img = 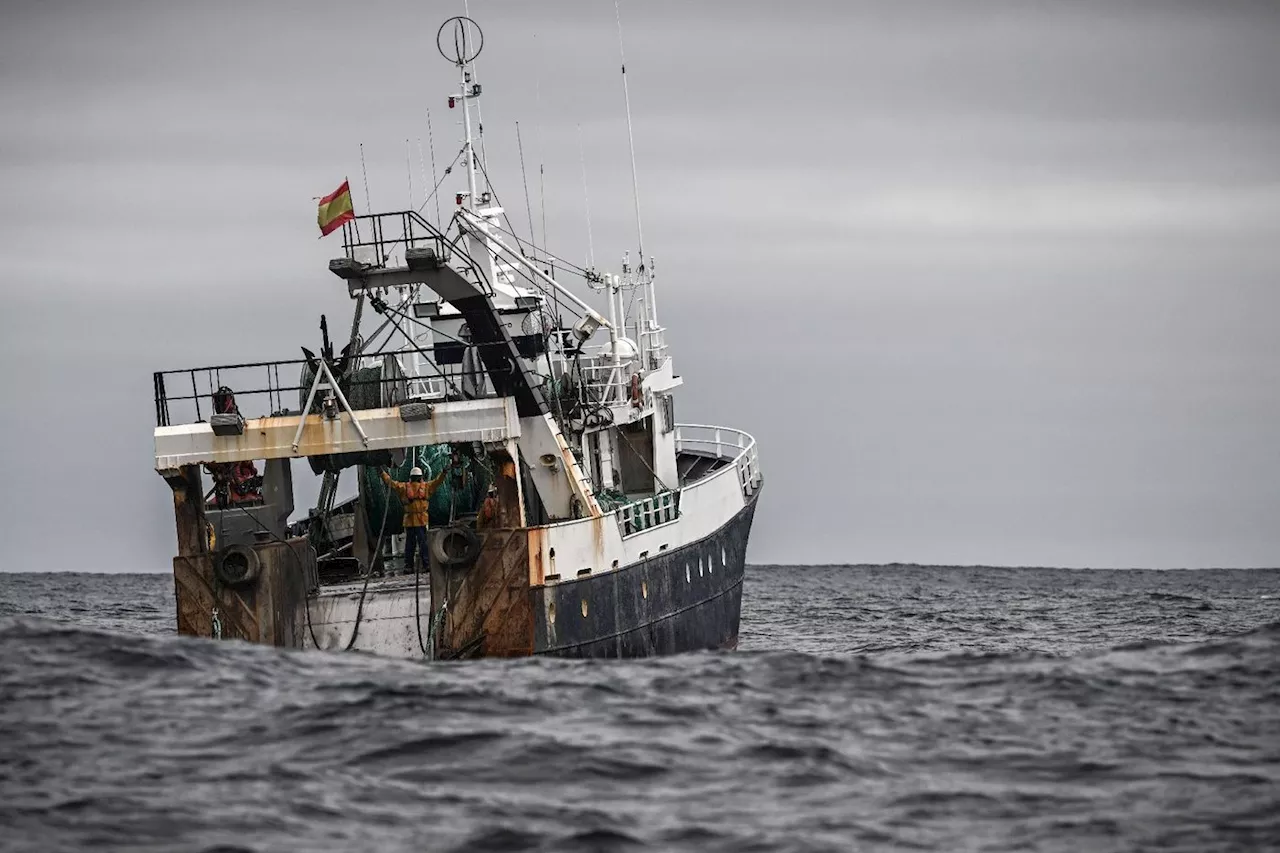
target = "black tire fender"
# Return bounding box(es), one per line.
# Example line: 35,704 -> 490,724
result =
214,544 -> 261,588
431,525 -> 482,567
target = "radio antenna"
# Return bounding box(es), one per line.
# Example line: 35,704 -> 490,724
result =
533,32 -> 550,273
426,110 -> 442,228
517,120 -> 537,257
405,138 -> 414,210
615,0 -> 645,266
578,124 -> 596,270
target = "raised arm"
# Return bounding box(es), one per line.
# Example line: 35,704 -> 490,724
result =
380,469 -> 408,498
425,468 -> 448,497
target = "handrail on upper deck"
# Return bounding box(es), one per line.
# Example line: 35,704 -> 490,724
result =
675,424 -> 762,498
674,424 -> 755,462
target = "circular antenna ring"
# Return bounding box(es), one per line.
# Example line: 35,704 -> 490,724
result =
437,16 -> 484,66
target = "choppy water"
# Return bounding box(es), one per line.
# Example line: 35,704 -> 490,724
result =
1,566 -> 1278,853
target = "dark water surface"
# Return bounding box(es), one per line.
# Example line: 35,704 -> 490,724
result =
1,567 -> 1277,852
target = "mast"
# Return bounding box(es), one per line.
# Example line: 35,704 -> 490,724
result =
442,16 -> 500,297
462,0 -> 489,194
614,0 -> 661,367
458,46 -> 479,214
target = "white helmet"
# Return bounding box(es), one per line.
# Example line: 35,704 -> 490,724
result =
409,467 -> 423,477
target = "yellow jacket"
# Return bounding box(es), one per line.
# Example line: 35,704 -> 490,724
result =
380,469 -> 447,528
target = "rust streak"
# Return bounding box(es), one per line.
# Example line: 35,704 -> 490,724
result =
527,527 -> 546,586
590,515 -> 606,572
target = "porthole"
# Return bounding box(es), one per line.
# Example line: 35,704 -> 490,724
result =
581,598 -> 589,618
685,564 -> 691,584
612,559 -> 619,570
698,557 -> 704,577
641,580 -> 648,599
548,600 -> 557,624
721,546 -> 727,566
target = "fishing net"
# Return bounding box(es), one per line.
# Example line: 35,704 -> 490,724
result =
296,361 -> 491,533
359,445 -> 493,536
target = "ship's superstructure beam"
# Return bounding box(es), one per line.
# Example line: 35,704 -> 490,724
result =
154,397 -> 520,473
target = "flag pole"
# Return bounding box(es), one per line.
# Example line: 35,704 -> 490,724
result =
347,173 -> 363,246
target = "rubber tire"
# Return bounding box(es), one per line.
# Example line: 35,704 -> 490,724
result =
214,544 -> 261,588
430,525 -> 482,568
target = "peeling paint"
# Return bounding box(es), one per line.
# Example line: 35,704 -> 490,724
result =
527,527 -> 547,586
155,399 -> 521,469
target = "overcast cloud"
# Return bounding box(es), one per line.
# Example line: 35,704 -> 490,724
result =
1,0 -> 1278,570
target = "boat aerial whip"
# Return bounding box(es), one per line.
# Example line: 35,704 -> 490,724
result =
615,0 -> 645,268
405,138 -> 414,211
578,123 -> 596,271
426,110 -> 442,229
415,136 -> 430,221
516,120 -> 538,257
532,31 -> 551,276
358,142 -> 372,225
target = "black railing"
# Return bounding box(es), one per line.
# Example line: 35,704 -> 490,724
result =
150,343 -> 537,428
154,358 -> 310,427
339,208 -> 497,295
340,210 -> 449,267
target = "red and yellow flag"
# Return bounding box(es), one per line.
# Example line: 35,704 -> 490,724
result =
317,180 -> 355,236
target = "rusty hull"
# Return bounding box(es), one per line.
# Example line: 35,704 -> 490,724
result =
174,540 -> 316,646
166,463 -> 317,648
432,529 -> 534,658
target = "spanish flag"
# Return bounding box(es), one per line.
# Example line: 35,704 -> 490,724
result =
317,180 -> 355,237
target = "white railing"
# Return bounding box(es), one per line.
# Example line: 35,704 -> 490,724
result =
577,350 -> 630,406
617,490 -> 680,537
674,424 -> 762,498
406,376 -> 448,400
640,326 -> 668,371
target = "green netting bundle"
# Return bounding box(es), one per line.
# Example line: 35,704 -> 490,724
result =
359,445 -> 493,535
595,488 -> 630,511
298,364 -> 384,413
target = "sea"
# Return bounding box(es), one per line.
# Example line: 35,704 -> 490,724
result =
1,566 -> 1277,853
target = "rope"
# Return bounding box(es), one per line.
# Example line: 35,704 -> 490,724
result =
362,147 -> 465,265
468,197 -> 595,280
371,299 -> 466,399
414,552 -> 429,657
343,474 -> 393,651
230,504 -> 323,652
617,425 -> 673,493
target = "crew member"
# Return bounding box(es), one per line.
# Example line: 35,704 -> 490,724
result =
476,484 -> 499,529
380,464 -> 449,571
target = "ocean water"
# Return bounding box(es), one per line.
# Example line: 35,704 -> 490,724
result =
1,566 -> 1277,853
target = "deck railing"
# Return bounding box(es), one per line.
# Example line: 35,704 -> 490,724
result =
338,210 -> 449,269
152,351 -> 446,427
674,424 -> 762,499
611,426 -> 759,538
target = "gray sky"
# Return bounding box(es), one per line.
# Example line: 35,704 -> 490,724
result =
2,0 -> 1278,571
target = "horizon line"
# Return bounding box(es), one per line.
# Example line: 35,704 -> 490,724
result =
1,563 -> 1277,576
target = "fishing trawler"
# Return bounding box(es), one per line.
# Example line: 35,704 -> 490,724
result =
151,17 -> 761,659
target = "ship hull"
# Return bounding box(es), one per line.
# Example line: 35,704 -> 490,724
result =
532,496 -> 757,657
301,426 -> 763,660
